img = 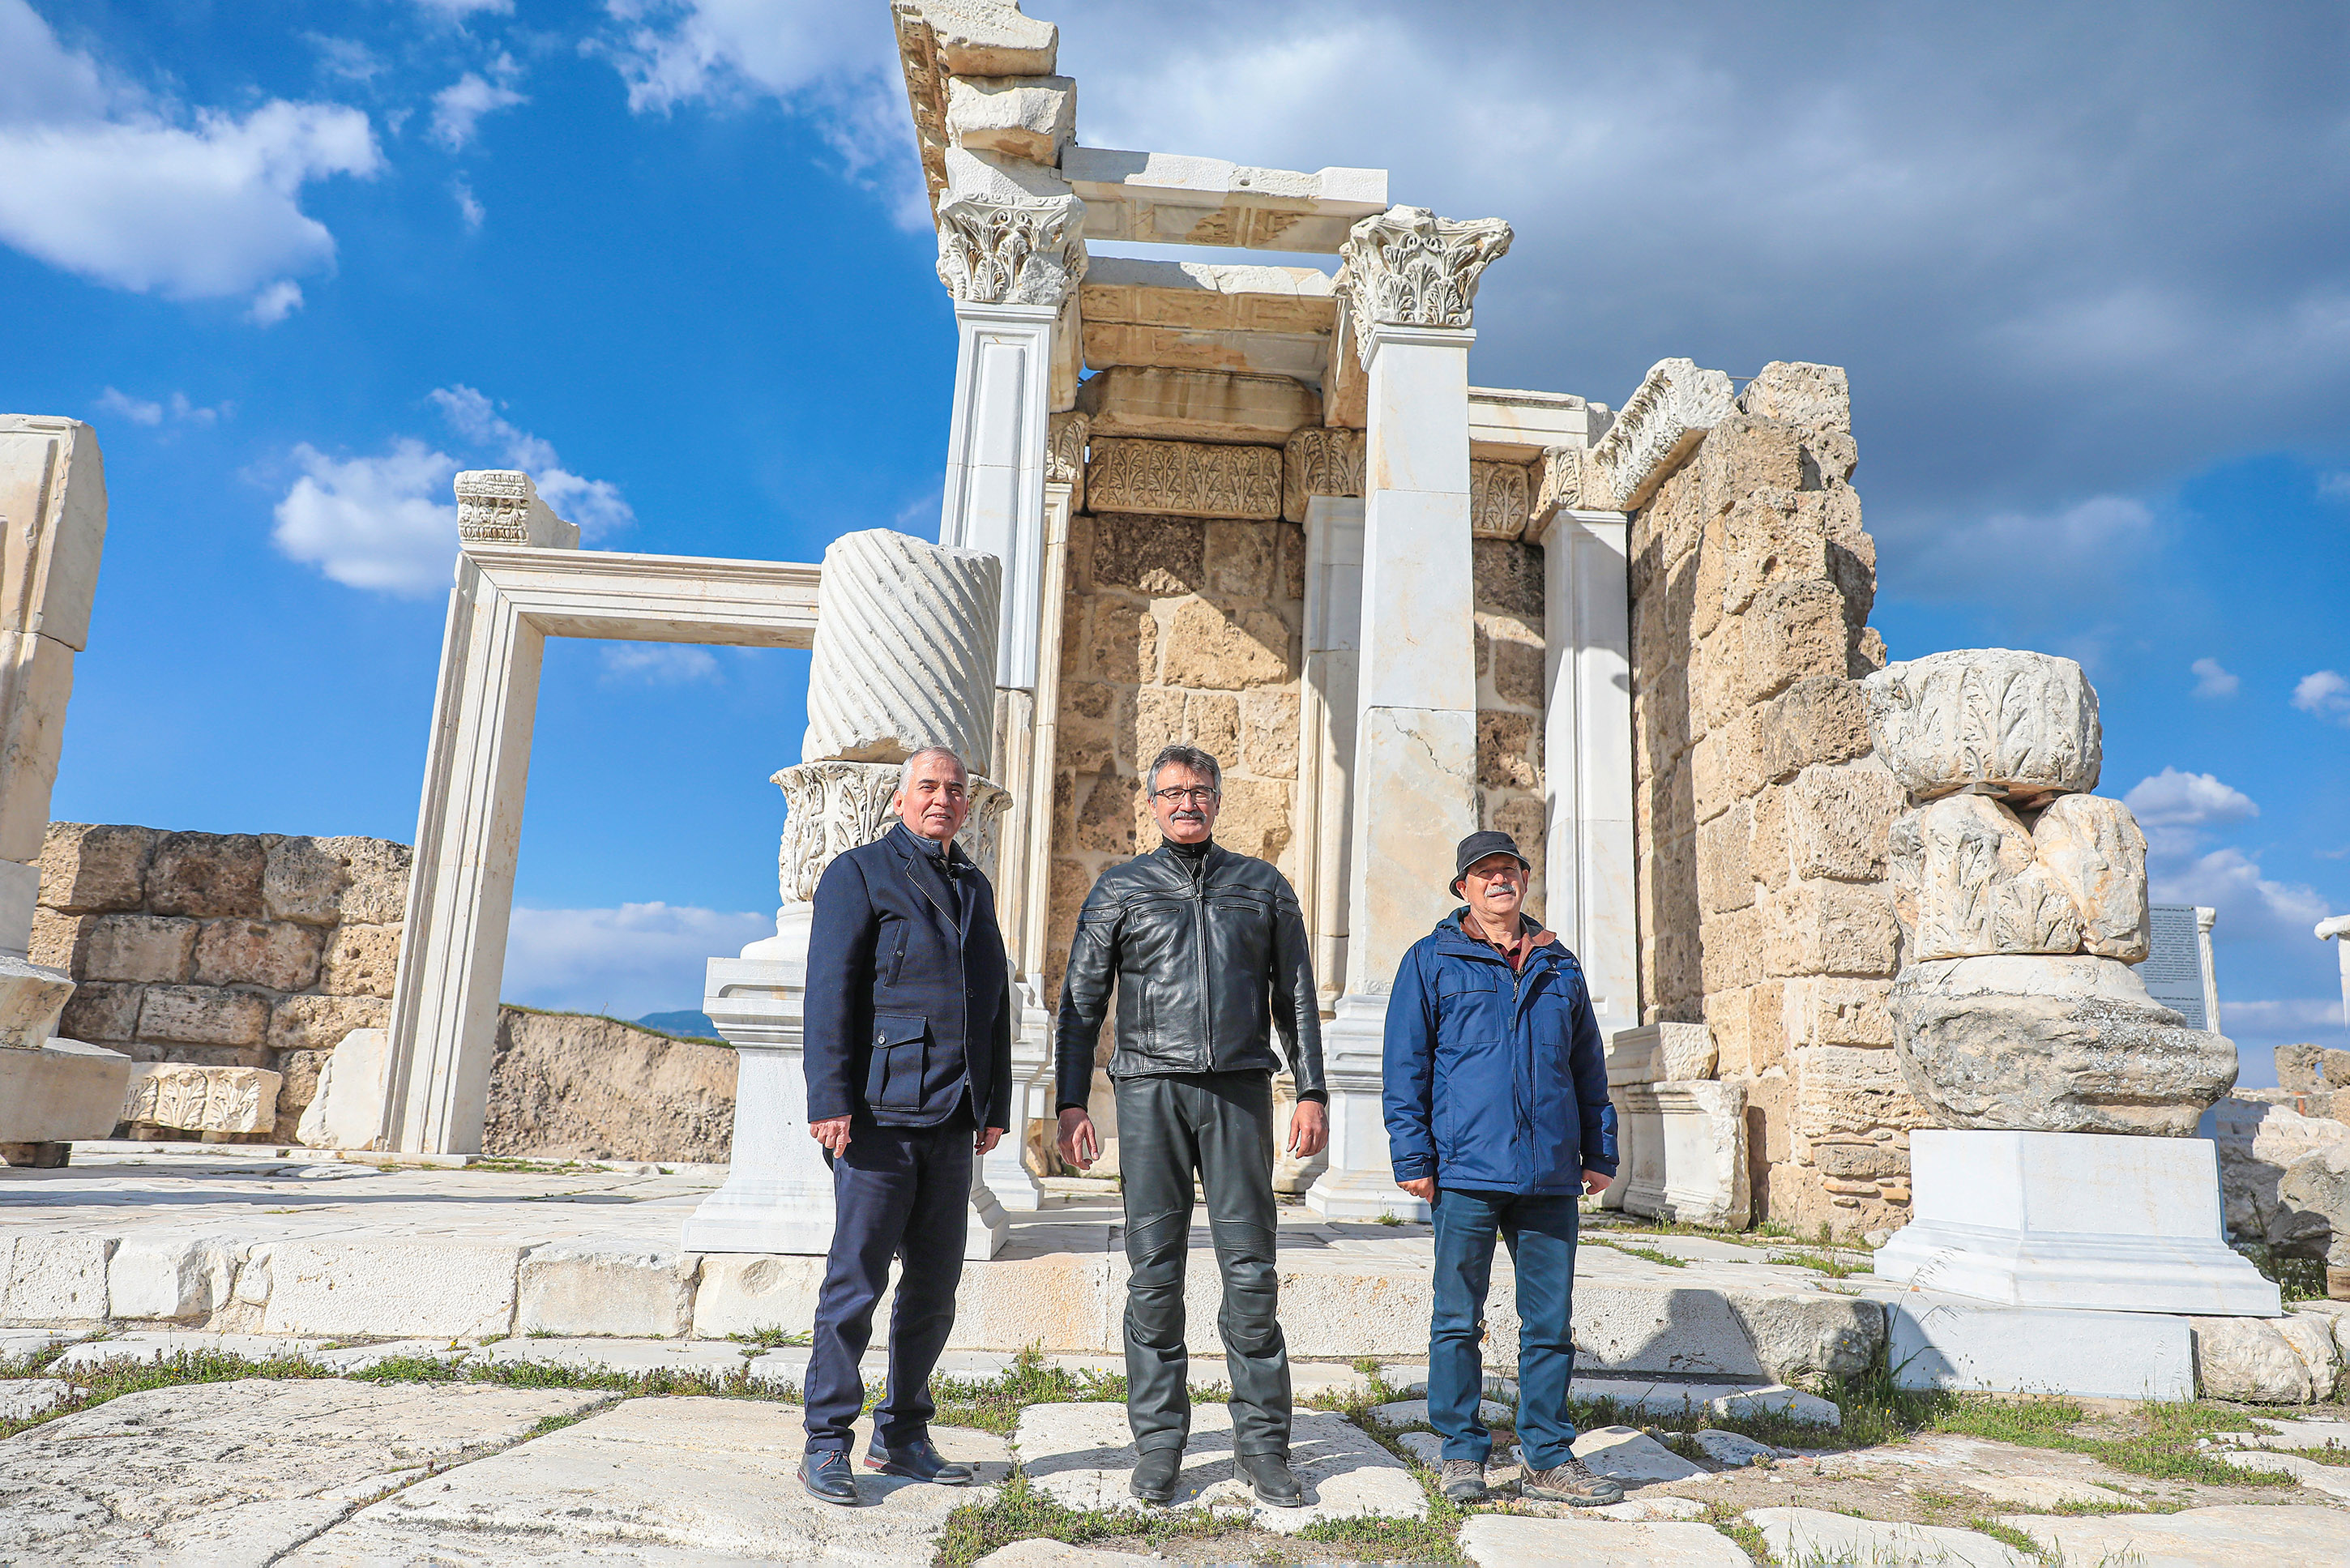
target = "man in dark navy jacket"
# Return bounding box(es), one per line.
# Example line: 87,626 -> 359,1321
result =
1383,830 -> 1621,1509
797,745 -> 1011,1506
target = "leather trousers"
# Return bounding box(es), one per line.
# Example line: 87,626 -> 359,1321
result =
1114,1069 -> 1291,1456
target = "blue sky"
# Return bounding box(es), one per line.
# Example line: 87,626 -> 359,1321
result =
2,0 -> 2344,1075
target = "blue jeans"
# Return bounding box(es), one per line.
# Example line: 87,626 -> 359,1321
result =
1429,1187 -> 1581,1471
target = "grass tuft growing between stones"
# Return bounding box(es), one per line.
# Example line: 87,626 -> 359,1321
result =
1763,1246 -> 1869,1280
932,1472 -> 1240,1566
1705,1499 -> 1772,1560
931,1345 -> 1126,1435
726,1327 -> 811,1349
1603,1241 -> 1689,1268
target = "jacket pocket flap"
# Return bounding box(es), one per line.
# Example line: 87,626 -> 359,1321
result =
872,1012 -> 929,1047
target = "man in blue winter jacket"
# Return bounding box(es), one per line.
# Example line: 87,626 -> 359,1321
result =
1383,829 -> 1622,1506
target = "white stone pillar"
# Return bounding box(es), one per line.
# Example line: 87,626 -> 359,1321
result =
1306,208 -> 1511,1220
382,473 -> 579,1154
1534,504 -> 1639,1041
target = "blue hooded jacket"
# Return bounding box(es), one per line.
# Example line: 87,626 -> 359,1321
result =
1382,910 -> 1617,1194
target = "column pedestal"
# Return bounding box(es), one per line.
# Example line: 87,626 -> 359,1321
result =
984,985 -> 1059,1211
1873,1128 -> 2280,1315
680,943 -> 835,1256
1303,994 -> 1422,1220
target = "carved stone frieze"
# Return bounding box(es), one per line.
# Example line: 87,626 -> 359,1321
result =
122,1062 -> 279,1134
1587,357 -> 1735,512
936,193 -> 1087,308
1335,206 -> 1512,357
1048,412 -> 1089,511
774,759 -> 1011,904
1469,459 -> 1532,540
1865,648 -> 2103,800
454,470 -> 579,549
1085,437 -> 1282,520
1281,426 -> 1363,522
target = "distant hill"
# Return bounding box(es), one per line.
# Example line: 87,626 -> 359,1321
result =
635,1009 -> 724,1042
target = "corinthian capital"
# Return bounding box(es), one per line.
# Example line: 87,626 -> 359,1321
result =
1336,206 -> 1512,351
935,192 -> 1087,308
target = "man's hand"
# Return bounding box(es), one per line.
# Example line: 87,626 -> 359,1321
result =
1583,1169 -> 1612,1196
810,1116 -> 852,1156
976,1126 -> 1004,1156
1398,1176 -> 1436,1203
1288,1099 -> 1329,1160
1057,1107 -> 1099,1170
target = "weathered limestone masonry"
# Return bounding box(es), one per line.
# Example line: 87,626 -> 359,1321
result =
1619,361 -> 1915,1238
34,824 -> 410,1141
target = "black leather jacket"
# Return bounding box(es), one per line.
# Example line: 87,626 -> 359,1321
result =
1054,841 -> 1327,1110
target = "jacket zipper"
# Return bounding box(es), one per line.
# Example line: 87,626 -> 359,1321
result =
1191,869 -> 1212,1070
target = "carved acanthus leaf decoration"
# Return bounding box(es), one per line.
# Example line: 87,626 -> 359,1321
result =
1469,459 -> 1532,540
1281,427 -> 1363,523
1336,206 -> 1512,359
1048,412 -> 1089,511
1085,438 -> 1282,521
936,193 -> 1087,307
775,760 -> 1011,904
1587,358 -> 1736,513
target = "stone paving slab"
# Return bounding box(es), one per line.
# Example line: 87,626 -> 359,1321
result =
2002,1505 -> 2350,1566
1570,1425 -> 1707,1486
1749,1505 -> 2035,1566
2235,1415 -> 2350,1450
1011,1399 -> 1423,1535
1368,1396 -> 1511,1428
483,1336 -> 755,1378
2212,1446 -> 2350,1500
0,1328 -> 74,1361
0,1376 -> 605,1564
973,1543 -> 1164,1568
313,1339 -> 477,1373
285,1396 -> 1006,1566
1459,1514 -> 1751,1566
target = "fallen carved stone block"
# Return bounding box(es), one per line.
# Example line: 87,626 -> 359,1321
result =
1865,647 -> 2102,799
121,1062 -> 280,1134
1889,955 -> 2236,1134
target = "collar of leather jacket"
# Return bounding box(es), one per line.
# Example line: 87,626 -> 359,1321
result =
1141,839 -> 1235,885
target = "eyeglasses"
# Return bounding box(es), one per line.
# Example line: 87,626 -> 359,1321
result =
1152,786 -> 1220,805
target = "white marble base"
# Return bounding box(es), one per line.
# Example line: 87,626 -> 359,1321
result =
983,990 -> 1059,1213
1616,1079 -> 1749,1230
0,1036 -> 131,1143
967,1162 -> 1008,1259
1873,1129 -> 2281,1316
1305,993 -> 1425,1220
1886,1298 -> 2196,1399
681,948 -> 835,1257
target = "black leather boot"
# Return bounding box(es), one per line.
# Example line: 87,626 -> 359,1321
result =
1130,1446 -> 1183,1504
1237,1451 -> 1306,1507
798,1447 -> 859,1506
865,1435 -> 973,1485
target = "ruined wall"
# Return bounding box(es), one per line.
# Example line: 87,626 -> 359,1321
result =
1627,362 -> 1920,1236
1045,483 -> 1305,1015
1472,530 -> 1549,906
32,824 -> 409,1141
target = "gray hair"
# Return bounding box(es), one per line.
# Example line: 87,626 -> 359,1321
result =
1146,744 -> 1222,797
898,746 -> 969,792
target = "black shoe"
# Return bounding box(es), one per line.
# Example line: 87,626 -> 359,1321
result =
1130,1446 -> 1182,1504
799,1447 -> 858,1506
864,1435 -> 973,1485
1237,1451 -> 1307,1508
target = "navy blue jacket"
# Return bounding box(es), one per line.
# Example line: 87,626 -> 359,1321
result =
1383,911 -> 1617,1194
803,823 -> 1013,1130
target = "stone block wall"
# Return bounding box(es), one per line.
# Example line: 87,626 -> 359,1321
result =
1473,535 -> 1548,903
32,824 -> 410,1141
1626,362 -> 1921,1237
1045,503 -> 1305,1018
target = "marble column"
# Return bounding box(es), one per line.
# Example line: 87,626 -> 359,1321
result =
932,159 -> 1084,1220
1533,503 -> 1639,1043
1305,208 -> 1511,1220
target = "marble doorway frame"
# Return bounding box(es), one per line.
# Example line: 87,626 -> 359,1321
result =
382,540 -> 822,1155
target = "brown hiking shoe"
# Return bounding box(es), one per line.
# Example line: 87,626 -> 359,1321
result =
1438,1459 -> 1487,1502
1521,1458 -> 1624,1505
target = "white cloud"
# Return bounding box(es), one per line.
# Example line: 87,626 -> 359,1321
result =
95,387 -> 161,426
2125,768 -> 2258,830
2319,472 -> 2350,502
96,387 -> 224,427
2190,657 -> 2239,699
1902,494 -> 2156,602
2293,669 -> 2350,725
2225,998 -> 2348,1037
502,902 -> 771,1019
305,35 -> 382,84
416,0 -> 512,15
429,58 -> 528,151
453,177 -> 485,232
247,279 -> 303,325
600,645 -> 719,684
274,389 -> 633,593
2151,846 -> 2333,945
428,385 -> 634,537
0,1 -> 378,314
271,438 -> 462,595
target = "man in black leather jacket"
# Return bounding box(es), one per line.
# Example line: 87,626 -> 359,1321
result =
1055,744 -> 1329,1508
